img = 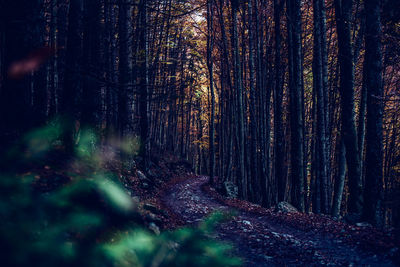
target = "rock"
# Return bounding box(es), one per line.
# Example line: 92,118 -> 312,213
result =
141,182 -> 150,189
122,157 -> 136,172
389,247 -> 399,257
128,176 -> 137,184
143,203 -> 158,213
146,213 -> 163,224
190,196 -> 200,201
149,222 -> 160,235
159,209 -> 169,217
263,255 -> 274,261
332,215 -> 342,221
137,170 -> 149,181
356,222 -> 372,228
275,202 -> 298,213
168,241 -> 179,250
223,181 -> 238,199
147,169 -> 157,179
344,213 -> 362,224
129,160 -> 136,171
143,203 -> 168,217
242,220 -> 252,226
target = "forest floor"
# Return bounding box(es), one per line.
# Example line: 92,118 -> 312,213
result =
161,175 -> 399,266
24,148 -> 399,266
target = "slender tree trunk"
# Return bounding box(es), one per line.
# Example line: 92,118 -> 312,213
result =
332,136 -> 346,218
248,0 -> 259,202
0,0 -> 45,150
287,0 -> 305,212
138,0 -> 150,170
363,0 -> 384,226
207,0 -> 216,185
118,0 -> 134,137
274,0 -> 286,203
82,0 -> 102,128
105,0 -> 119,137
334,0 -> 363,216
231,0 -> 246,199
62,0 -> 84,154
313,0 -> 329,214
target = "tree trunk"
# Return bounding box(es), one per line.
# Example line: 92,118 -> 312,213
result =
138,0 -> 150,170
313,0 -> 329,214
274,0 -> 286,203
207,0 -> 216,185
105,0 -> 119,137
82,0 -> 102,128
332,136 -> 346,218
0,0 -> 45,149
62,0 -> 84,154
231,0 -> 246,199
248,0 -> 259,202
287,0 -> 305,212
334,0 -> 363,216
363,0 -> 384,226
118,0 -> 134,136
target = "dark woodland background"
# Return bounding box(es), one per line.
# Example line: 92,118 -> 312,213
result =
0,0 -> 400,264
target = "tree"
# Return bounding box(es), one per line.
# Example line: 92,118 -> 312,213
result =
82,0 -> 103,128
274,0 -> 286,203
287,0 -> 305,212
363,0 -> 384,226
231,0 -> 247,199
118,0 -> 134,137
248,0 -> 259,201
334,0 -> 363,216
62,0 -> 84,154
207,0 -> 216,185
138,0 -> 151,170
313,0 -> 329,214
105,0 -> 119,136
0,0 -> 45,150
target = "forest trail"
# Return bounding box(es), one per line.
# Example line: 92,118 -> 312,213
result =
162,176 -> 395,266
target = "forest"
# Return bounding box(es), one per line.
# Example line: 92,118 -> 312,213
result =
1,0 -> 400,266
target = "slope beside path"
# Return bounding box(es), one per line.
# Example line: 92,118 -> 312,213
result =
162,176 -> 398,266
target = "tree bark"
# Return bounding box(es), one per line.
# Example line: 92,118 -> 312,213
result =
274,0 -> 286,203
231,0 -> 246,199
118,0 -> 134,136
313,0 -> 329,214
332,136 -> 346,218
334,0 -> 363,215
363,0 -> 384,226
248,0 -> 259,202
62,0 -> 84,154
207,0 -> 216,185
138,0 -> 150,170
287,0 -> 305,212
82,0 -> 103,128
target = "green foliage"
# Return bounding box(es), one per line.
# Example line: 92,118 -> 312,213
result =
23,121 -> 62,157
75,128 -> 97,159
0,123 -> 241,267
119,135 -> 141,157
103,212 -> 240,267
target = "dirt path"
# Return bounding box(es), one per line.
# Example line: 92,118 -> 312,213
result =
162,176 -> 396,266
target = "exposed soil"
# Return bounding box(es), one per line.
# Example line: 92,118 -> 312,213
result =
162,175 -> 399,266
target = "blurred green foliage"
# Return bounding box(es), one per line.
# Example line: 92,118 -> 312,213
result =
0,122 -> 241,267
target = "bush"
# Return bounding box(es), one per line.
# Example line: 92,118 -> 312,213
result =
0,123 -> 241,267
